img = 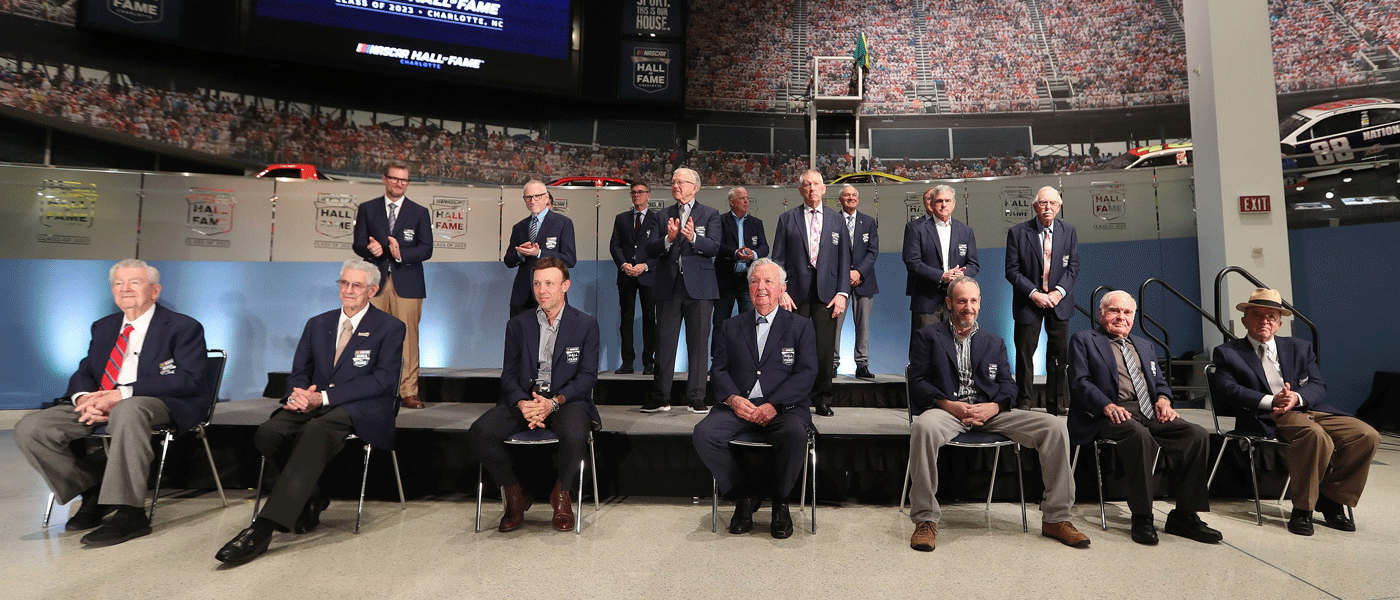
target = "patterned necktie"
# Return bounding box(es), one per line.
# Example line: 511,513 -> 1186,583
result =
1041,227 -> 1052,292
388,202 -> 398,232
334,320 -> 354,366
756,315 -> 770,356
846,214 -> 856,248
1115,338 -> 1155,419
809,208 -> 821,267
101,324 -> 135,390
633,211 -> 642,236
528,214 -> 540,242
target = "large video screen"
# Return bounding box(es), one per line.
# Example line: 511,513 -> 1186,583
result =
249,0 -> 577,93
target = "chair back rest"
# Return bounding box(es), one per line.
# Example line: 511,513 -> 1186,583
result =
198,349 -> 228,425
903,363 -> 913,424
1202,363 -> 1232,433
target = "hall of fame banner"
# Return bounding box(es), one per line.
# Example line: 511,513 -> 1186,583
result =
0,166 -> 141,260
271,179 -> 367,262
139,174 -> 275,261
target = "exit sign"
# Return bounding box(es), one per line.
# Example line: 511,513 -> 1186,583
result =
1239,195 -> 1271,213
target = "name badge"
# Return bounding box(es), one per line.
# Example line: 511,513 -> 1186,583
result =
403,229 -> 415,241
988,363 -> 998,378
565,346 -> 580,364
862,232 -> 870,243
750,235 -> 759,245
1149,361 -> 1158,377
1061,255 -> 1070,267
830,231 -> 840,245
695,226 -> 707,236
958,243 -> 967,257
781,347 -> 795,366
352,349 -> 371,368
357,331 -> 369,336
545,236 -> 558,249
1300,376 -> 1309,385
159,359 -> 176,375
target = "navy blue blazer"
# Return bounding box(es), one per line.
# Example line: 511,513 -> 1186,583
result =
644,200 -> 723,301
284,304 -> 405,449
499,304 -> 602,427
1068,329 -> 1172,446
66,305 -> 208,434
770,204 -> 852,304
1210,336 -> 1338,437
353,196 -> 434,299
504,210 -> 577,306
845,210 -> 880,297
908,324 -> 1017,416
711,308 -> 817,417
1004,217 -> 1079,322
715,212 -> 769,286
608,208 -> 658,287
903,216 -> 978,312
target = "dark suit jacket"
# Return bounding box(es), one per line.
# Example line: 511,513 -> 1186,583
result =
903,216 -> 978,312
66,305 -> 208,434
284,304 -> 405,449
644,200 -> 723,301
1068,329 -> 1171,446
908,323 -> 1016,416
499,305 -> 602,426
608,208 -> 658,287
352,196 -> 434,299
711,308 -> 817,418
1004,217 -> 1079,322
770,204 -> 852,304
715,212 -> 769,288
1210,336 -> 1338,437
504,210 -> 577,306
845,210 -> 880,297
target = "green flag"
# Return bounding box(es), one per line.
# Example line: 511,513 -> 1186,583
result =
853,32 -> 870,71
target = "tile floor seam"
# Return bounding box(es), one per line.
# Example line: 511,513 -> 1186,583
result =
1219,540 -> 1344,600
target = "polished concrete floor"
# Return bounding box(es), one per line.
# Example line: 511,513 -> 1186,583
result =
2,430 -> 1398,600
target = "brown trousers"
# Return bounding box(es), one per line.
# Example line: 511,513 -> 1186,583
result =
1274,410 -> 1380,510
371,273 -> 423,398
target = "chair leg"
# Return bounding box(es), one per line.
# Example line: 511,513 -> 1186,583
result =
391,450 -> 406,508
1093,442 -> 1108,530
355,444 -> 371,534
197,425 -> 228,507
985,445 -> 1002,512
251,456 -> 265,527
711,478 -> 718,534
474,464 -> 484,533
42,492 -> 56,528
575,459 -> 584,534
1207,441 -> 1229,489
809,439 -> 817,534
1279,475 -> 1290,505
899,461 -> 911,513
1150,447 -> 1161,476
1247,444 -> 1263,526
148,431 -> 173,521
589,437 -> 600,513
1014,445 -> 1028,533
1071,445 -> 1081,475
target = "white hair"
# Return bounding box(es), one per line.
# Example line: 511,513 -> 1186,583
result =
109,258 -> 159,285
748,258 -> 787,286
1098,290 -> 1135,313
341,259 -> 381,287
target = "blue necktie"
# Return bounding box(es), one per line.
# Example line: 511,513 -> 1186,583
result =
529,214 -> 540,242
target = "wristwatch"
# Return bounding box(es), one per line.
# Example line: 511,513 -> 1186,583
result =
550,395 -> 564,412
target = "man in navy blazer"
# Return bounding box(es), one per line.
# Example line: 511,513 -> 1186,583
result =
1069,291 -> 1220,546
469,257 -> 601,533
642,167 -> 722,414
1210,288 -> 1378,536
905,277 -> 1086,551
217,259 -> 405,564
771,169 -> 850,416
17,259 -> 207,547
504,179 -> 577,317
834,185 -> 879,379
713,186 -> 769,343
904,185 -> 978,333
353,163 -> 433,408
1005,186 -> 1078,410
608,182 -> 659,375
694,259 -> 817,539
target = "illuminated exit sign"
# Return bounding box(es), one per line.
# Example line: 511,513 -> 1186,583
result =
1239,195 -> 1271,213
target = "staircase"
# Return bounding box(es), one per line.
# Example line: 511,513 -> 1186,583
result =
788,0 -> 811,98
911,0 -> 939,112
1024,0 -> 1071,109
1154,0 -> 1186,44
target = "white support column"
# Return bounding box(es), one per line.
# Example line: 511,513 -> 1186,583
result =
1184,0 -> 1294,346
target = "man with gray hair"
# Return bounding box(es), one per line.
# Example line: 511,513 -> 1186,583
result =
834,184 -> 879,379
16,259 -> 208,546
505,179 -> 577,317
714,186 -> 769,340
217,259 -> 405,564
904,184 -> 978,334
1005,186 -> 1077,412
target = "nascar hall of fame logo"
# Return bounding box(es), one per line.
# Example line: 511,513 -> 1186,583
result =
551,197 -> 570,216
314,193 -> 359,249
647,199 -> 665,211
38,179 -> 98,245
1091,182 -> 1128,230
186,188 -> 234,237
631,47 -> 671,93
108,0 -> 164,24
431,196 -> 468,249
1001,185 -> 1034,223
905,192 -> 925,222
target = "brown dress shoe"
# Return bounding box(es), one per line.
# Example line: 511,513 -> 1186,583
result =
550,483 -> 575,532
910,521 -> 936,551
499,484 -> 532,532
1042,520 -> 1091,548
400,395 -> 425,409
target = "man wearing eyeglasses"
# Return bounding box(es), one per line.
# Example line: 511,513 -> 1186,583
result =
642,167 -> 722,414
353,163 -> 433,409
505,180 -> 577,318
608,182 -> 658,375
217,259 -> 405,565
1005,186 -> 1078,412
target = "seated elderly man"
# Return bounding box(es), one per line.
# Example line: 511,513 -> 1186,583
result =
1210,288 -> 1379,536
217,259 -> 405,564
693,258 -> 817,539
906,277 -> 1087,551
1069,291 -> 1221,545
16,258 -> 207,547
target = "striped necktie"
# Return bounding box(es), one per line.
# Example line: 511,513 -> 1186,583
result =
528,214 -> 540,242
1115,338 -> 1155,419
101,324 -> 135,390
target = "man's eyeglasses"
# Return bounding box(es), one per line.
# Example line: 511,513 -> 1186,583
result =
384,176 -> 409,185
336,279 -> 368,292
670,180 -> 696,187
630,190 -> 650,195
523,192 -> 549,201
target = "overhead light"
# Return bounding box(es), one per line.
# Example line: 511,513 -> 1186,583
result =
1343,177 -> 1352,183
1325,192 -> 1335,199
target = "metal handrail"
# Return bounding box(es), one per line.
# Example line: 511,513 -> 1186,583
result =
1072,285 -> 1119,326
1137,278 -> 1226,378
1213,266 -> 1321,363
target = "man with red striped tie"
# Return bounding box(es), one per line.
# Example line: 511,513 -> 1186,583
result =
16,259 -> 207,546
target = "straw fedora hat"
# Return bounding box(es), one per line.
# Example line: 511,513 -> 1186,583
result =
1235,288 -> 1293,317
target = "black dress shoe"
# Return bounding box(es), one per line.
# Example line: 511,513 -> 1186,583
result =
65,494 -> 116,531
80,508 -> 152,547
614,366 -> 634,375
855,366 -> 875,379
771,502 -> 794,539
293,492 -> 330,534
1130,514 -> 1158,545
216,527 -> 273,564
1163,510 -> 1223,543
814,403 -> 834,417
642,366 -> 654,375
728,497 -> 760,534
1288,508 -> 1315,536
1315,496 -> 1356,532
